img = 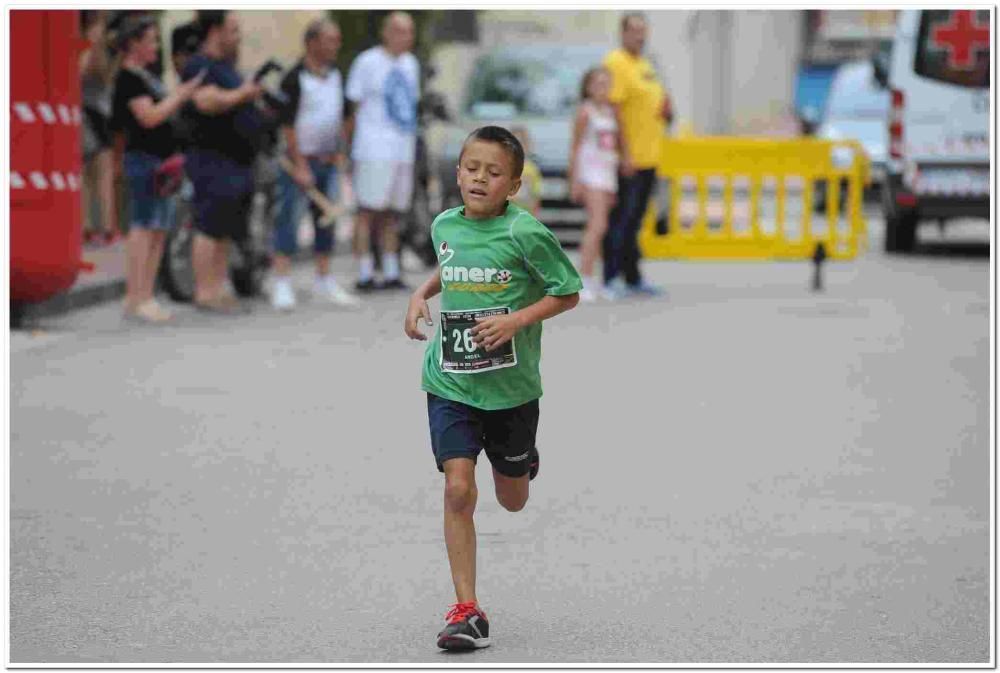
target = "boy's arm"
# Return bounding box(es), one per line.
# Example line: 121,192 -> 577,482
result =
472,293 -> 579,353
404,269 -> 442,341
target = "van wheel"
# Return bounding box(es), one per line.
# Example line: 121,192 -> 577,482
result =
885,208 -> 918,253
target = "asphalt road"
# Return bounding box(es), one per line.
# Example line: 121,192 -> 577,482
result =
9,214 -> 991,664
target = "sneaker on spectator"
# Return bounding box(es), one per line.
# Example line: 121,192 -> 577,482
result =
314,277 -> 360,307
355,278 -> 380,293
600,279 -> 626,301
626,281 -> 665,297
271,278 -> 296,311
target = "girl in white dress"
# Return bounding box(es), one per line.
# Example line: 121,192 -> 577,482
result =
568,67 -> 620,301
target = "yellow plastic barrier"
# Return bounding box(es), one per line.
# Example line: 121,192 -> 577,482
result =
639,137 -> 870,262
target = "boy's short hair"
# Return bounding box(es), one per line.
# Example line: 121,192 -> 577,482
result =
460,126 -> 525,178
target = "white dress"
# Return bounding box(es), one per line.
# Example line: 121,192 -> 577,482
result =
575,101 -> 619,193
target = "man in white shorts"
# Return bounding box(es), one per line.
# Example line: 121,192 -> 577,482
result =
344,11 -> 419,291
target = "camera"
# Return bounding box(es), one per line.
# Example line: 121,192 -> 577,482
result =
252,59 -> 290,112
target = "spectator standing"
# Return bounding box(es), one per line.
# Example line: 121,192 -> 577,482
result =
113,16 -> 203,322
271,19 -> 359,311
568,67 -> 619,302
181,10 -> 264,313
510,126 -> 542,217
602,12 -> 672,298
170,21 -> 201,80
344,11 -> 419,292
80,10 -> 119,246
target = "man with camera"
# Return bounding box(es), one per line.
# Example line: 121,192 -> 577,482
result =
181,10 -> 264,313
270,18 -> 359,311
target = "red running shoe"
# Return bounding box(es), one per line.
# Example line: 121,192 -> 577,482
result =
437,602 -> 490,650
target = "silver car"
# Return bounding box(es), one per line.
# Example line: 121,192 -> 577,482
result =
430,44 -> 612,246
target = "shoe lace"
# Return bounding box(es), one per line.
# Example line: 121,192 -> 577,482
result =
444,601 -> 480,624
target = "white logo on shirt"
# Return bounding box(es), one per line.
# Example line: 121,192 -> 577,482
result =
440,265 -> 512,284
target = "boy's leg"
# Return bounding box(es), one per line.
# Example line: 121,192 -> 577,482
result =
484,399 -> 539,512
492,470 -> 529,512
443,457 -> 479,604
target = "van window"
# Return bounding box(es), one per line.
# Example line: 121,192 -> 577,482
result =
915,10 -> 990,89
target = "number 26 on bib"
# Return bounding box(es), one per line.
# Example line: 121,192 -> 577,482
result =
440,307 -> 517,374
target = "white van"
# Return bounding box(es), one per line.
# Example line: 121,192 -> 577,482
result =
881,9 -> 990,252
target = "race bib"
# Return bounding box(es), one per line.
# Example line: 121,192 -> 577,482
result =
440,307 -> 517,374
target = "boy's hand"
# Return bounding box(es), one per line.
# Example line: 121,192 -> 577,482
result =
472,313 -> 523,352
404,294 -> 433,340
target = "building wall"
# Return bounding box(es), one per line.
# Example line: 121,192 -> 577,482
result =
647,9 -> 805,136
729,10 -> 804,134
159,10 -> 326,85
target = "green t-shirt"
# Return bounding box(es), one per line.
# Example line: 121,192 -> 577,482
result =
421,202 -> 583,410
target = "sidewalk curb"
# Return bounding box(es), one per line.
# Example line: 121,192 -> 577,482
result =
18,277 -> 127,323
12,250 -> 356,324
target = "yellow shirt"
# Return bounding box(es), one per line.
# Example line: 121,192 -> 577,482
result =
513,158 -> 542,213
603,48 -> 665,170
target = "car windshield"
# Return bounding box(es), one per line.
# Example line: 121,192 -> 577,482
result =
826,67 -> 889,118
465,48 -> 609,118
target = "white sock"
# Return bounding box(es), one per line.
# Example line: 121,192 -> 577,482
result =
358,254 -> 375,281
383,252 -> 400,281
583,275 -> 597,291
318,274 -> 337,289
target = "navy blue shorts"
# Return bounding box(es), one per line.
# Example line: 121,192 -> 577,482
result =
426,393 -> 539,478
185,150 -> 254,241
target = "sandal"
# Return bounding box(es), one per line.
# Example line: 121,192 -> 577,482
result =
128,299 -> 173,323
194,295 -> 243,315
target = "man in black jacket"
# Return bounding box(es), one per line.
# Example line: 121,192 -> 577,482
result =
181,10 -> 263,313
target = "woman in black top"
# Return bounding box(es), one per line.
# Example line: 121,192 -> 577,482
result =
112,16 -> 203,323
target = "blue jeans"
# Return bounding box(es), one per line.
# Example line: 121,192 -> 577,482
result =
603,168 -> 655,286
273,158 -> 338,256
124,151 -> 175,231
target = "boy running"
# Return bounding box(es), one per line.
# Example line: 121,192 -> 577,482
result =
404,126 -> 581,650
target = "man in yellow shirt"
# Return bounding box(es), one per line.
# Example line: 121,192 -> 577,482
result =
602,13 -> 673,297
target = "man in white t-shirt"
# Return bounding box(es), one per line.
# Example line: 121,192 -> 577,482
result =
271,19 -> 359,311
344,11 -> 419,291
